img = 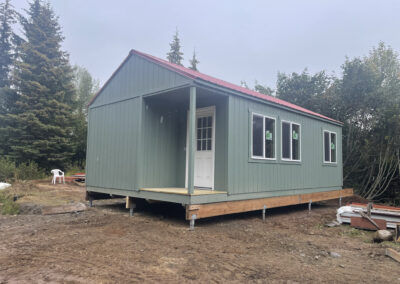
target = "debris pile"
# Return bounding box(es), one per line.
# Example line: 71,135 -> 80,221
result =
337,202 -> 400,229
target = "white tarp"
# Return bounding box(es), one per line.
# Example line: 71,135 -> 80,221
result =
0,182 -> 11,190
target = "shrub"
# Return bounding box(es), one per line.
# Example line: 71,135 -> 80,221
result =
15,161 -> 46,180
0,191 -> 19,215
0,157 -> 16,181
65,162 -> 85,176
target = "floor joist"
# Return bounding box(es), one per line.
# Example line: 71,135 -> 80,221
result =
186,188 -> 353,220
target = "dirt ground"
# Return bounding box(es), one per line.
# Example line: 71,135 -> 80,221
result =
0,181 -> 399,283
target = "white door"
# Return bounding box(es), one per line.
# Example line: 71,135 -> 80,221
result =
185,106 -> 215,189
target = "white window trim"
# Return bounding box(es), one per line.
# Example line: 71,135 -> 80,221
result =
251,112 -> 277,160
323,130 -> 337,164
281,120 -> 301,162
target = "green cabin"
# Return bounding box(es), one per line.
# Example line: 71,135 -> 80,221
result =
86,49 -> 349,221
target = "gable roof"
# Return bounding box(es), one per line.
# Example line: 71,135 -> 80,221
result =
90,49 -> 341,125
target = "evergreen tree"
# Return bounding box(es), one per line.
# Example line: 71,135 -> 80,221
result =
2,0 -> 76,170
189,49 -> 199,71
0,0 -> 19,156
254,80 -> 274,95
167,29 -> 184,65
0,0 -> 18,89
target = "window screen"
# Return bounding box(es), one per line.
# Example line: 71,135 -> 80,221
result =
330,132 -> 336,163
252,115 -> 263,157
282,121 -> 301,161
324,131 -> 330,162
265,117 -> 275,159
282,122 -> 290,159
292,124 -> 300,160
323,131 -> 337,163
252,114 -> 276,159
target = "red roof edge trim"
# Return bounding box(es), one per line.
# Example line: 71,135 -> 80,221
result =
131,49 -> 342,125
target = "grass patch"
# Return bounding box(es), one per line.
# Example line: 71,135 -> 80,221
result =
342,226 -> 375,243
381,241 -> 400,249
65,163 -> 85,176
0,190 -> 20,215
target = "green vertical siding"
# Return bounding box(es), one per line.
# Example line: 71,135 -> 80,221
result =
86,97 -> 141,190
140,99 -> 180,188
227,95 -> 342,195
90,53 -> 191,108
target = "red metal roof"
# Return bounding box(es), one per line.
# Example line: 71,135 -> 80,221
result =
131,50 -> 341,124
90,49 -> 341,124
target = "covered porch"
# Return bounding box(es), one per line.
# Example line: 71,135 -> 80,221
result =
138,84 -> 229,199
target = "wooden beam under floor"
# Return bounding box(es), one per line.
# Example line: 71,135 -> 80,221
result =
186,188 -> 353,220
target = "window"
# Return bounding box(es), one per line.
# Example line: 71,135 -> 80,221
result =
323,130 -> 337,163
281,121 -> 301,161
197,116 -> 212,151
252,113 -> 276,159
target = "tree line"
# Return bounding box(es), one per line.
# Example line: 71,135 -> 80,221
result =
0,0 -> 98,173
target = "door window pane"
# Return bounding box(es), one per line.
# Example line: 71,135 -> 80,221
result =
330,132 -> 336,163
282,122 -> 290,159
252,115 -> 263,157
324,132 -> 330,162
202,139 -> 206,150
265,117 -> 275,159
196,115 -> 213,151
292,124 -> 300,160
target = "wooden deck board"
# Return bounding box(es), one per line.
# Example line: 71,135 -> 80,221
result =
140,187 -> 226,196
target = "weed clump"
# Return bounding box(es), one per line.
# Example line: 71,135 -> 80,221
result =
0,191 -> 20,215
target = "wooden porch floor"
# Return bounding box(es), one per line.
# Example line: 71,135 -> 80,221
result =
140,187 -> 226,196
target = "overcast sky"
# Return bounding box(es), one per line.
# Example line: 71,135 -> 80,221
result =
11,0 -> 400,89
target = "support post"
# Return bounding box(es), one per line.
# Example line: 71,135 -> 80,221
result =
189,214 -> 197,230
262,205 -> 267,222
126,196 -> 135,217
86,191 -> 93,207
308,200 -> 312,213
187,86 -> 196,195
135,97 -> 144,190
339,196 -> 342,207
130,203 -> 135,217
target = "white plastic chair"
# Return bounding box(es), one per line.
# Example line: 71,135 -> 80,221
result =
51,169 -> 65,184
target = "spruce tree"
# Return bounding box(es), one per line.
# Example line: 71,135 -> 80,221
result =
189,49 -> 199,71
3,0 -> 76,170
0,0 -> 19,155
0,0 -> 18,89
167,29 -> 184,65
